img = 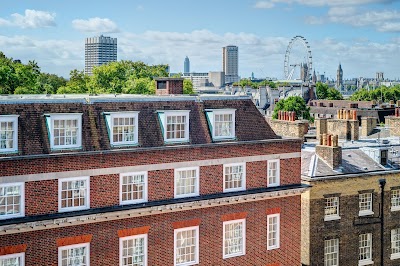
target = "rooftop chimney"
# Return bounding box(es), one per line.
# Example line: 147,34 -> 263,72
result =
155,78 -> 184,95
316,134 -> 342,169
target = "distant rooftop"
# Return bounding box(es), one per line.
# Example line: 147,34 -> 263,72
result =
0,94 -> 251,104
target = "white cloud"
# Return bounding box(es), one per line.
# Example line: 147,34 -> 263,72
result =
0,9 -> 56,28
253,0 -> 394,7
253,1 -> 275,8
72,17 -> 119,33
1,30 -> 399,80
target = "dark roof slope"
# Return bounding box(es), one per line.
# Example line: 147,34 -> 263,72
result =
0,95 -> 278,157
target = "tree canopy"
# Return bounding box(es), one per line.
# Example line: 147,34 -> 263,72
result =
0,51 -> 195,95
316,82 -> 343,100
350,85 -> 400,102
272,96 -> 312,121
232,79 -> 276,89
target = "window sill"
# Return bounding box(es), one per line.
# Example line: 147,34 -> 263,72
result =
223,252 -> 245,259
267,245 -> 280,250
120,199 -> 147,205
324,215 -> 341,222
59,206 -> 89,213
358,259 -> 373,266
391,253 -> 400,260
174,193 -> 199,199
391,206 -> 400,212
223,187 -> 246,193
358,210 -> 374,217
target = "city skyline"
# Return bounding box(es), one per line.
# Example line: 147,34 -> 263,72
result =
0,0 -> 399,79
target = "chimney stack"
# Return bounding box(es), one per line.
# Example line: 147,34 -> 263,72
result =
316,134 -> 342,169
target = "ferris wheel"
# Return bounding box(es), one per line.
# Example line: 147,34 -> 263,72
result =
284,35 -> 313,81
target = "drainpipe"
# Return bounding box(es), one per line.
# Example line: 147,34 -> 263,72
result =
379,178 -> 386,266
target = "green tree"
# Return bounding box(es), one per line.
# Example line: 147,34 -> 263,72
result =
123,77 -> 154,94
316,82 -> 343,100
57,69 -> 88,94
183,79 -> 195,94
272,96 -> 312,121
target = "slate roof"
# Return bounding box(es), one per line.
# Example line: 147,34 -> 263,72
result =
0,95 -> 279,157
301,148 -> 385,178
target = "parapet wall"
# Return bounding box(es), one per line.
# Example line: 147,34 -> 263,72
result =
267,113 -> 309,139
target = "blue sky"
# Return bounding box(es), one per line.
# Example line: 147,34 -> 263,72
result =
1,0 -> 399,80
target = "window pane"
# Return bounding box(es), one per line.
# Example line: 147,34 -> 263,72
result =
175,229 -> 197,265
60,179 -> 87,209
224,221 -> 244,257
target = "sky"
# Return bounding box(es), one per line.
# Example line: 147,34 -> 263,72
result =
0,0 -> 399,80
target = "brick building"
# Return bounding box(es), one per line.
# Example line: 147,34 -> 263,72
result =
0,90 -> 306,265
301,136 -> 400,266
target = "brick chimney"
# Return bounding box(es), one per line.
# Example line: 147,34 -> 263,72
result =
316,134 -> 342,169
155,78 -> 184,95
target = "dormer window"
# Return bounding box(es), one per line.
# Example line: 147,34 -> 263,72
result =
0,115 -> 18,153
45,114 -> 82,150
158,111 -> 190,143
205,109 -> 235,140
104,112 -> 139,146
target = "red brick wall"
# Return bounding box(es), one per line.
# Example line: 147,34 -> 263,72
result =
0,140 -> 300,177
0,196 -> 301,266
20,155 -> 300,215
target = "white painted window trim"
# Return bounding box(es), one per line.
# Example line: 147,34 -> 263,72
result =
223,162 -> 246,193
358,233 -> 373,266
119,234 -> 147,266
391,228 -> 400,260
162,110 -> 190,143
174,167 -> 200,198
0,252 -> 25,265
108,112 -> 139,146
267,213 -> 280,250
359,193 -> 374,217
267,159 -> 280,187
58,176 -> 90,212
324,238 -> 339,266
58,242 -> 90,266
47,113 -> 82,149
223,218 -> 246,259
0,182 -> 24,220
119,172 -> 148,205
391,189 -> 400,212
212,109 -> 236,140
174,226 -> 199,266
324,197 -> 341,222
0,115 -> 19,152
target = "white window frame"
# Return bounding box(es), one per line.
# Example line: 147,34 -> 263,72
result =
223,163 -> 246,192
0,182 -> 25,220
211,109 -> 236,140
120,234 -> 147,266
391,189 -> 400,212
174,167 -> 199,198
0,252 -> 25,265
324,197 -> 341,221
391,228 -> 400,260
47,113 -> 82,149
108,112 -> 139,146
0,115 -> 19,153
359,233 -> 373,266
223,218 -> 246,259
120,172 -> 148,205
267,213 -> 280,250
324,238 -> 339,266
58,176 -> 90,212
174,226 -> 199,266
359,193 -> 374,216
160,110 -> 190,143
58,242 -> 90,266
267,159 -> 280,187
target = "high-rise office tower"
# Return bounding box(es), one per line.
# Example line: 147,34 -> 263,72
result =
85,35 -> 117,75
222,45 -> 239,84
336,63 -> 343,89
184,56 -> 190,74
